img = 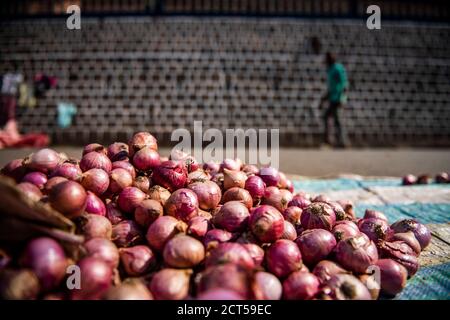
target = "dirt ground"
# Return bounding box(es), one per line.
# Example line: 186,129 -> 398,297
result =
1,147 -> 449,177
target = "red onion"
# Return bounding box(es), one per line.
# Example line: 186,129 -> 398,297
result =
85,191 -> 106,216
163,235 -> 205,268
20,237 -> 67,291
170,150 -> 199,172
24,148 -> 61,173
312,194 -> 331,203
146,216 -> 187,251
358,218 -> 392,242
253,271 -> 282,300
281,221 -> 297,241
262,186 -> 292,212
43,176 -> 68,193
117,187 -> 146,213
147,185 -> 171,206
203,229 -> 233,247
220,158 -> 241,172
49,181 -> 87,218
222,187 -> 253,209
119,245 -> 156,276
0,269 -> 40,300
377,240 -> 419,276
334,234 -> 378,274
132,147 -> 160,171
323,201 -> 346,221
296,229 -> 336,266
417,174 -> 431,184
258,167 -> 280,187
22,171 -> 47,189
82,143 -> 106,156
103,278 -> 153,300
105,201 -> 125,225
390,219 -> 431,250
1,158 -> 26,182
336,200 -> 356,220
301,202 -> 336,231
363,209 -> 388,222
152,160 -> 187,192
205,242 -> 255,269
50,161 -> 82,181
242,164 -> 259,175
108,168 -> 133,194
288,194 -> 311,210
332,220 -> 360,241
196,263 -> 252,298
165,188 -> 199,222
134,199 -> 163,228
213,201 -> 250,232
112,160 -> 136,179
128,132 -> 158,156
150,268 -> 191,300
107,142 -> 129,161
80,151 -> 112,173
249,205 -> 284,243
286,180 -> 294,193
71,257 -> 112,300
283,271 -> 320,300
278,172 -> 290,189
402,174 -> 417,185
312,260 -> 348,284
80,214 -> 113,240
188,180 -> 222,210
322,274 -> 372,300
210,172 -> 224,189
223,169 -> 247,190
283,206 -> 302,225
197,289 -> 244,300
84,238 -> 119,268
17,182 -> 42,202
203,161 -> 220,173
390,231 -> 421,254
81,168 -> 110,195
133,175 -> 150,193
435,172 -> 449,183
112,220 -> 144,247
242,243 -> 264,266
266,239 -> 302,278
244,175 -> 265,203
358,273 -> 380,300
187,216 -> 209,238
376,259 -> 408,296
187,169 -> 210,184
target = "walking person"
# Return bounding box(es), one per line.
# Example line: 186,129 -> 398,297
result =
321,52 -> 349,147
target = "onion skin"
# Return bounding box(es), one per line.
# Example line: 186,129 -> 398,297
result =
119,245 -> 156,276
17,182 -> 43,202
377,240 -> 419,277
283,271 -> 320,300
22,172 -> 47,190
203,161 -> 221,174
165,188 -> 199,222
187,169 -> 210,184
203,229 -> 233,247
213,201 -> 250,232
163,235 -> 205,268
223,169 -> 247,190
132,175 -> 150,193
244,175 -> 266,203
301,202 -> 336,231
134,199 -> 164,228
150,268 -> 191,300
112,160 -> 136,179
132,147 -> 160,171
281,221 -> 297,241
117,187 -> 147,213
152,160 -> 187,192
188,180 -> 222,210
80,151 -> 112,173
249,205 -> 284,243
262,186 -> 292,212
24,148 -> 61,173
128,132 -> 158,156
111,220 -> 144,248
84,238 -> 119,269
253,271 -> 282,300
258,167 -> 280,187
0,269 -> 40,300
205,242 -> 255,269
288,194 -> 311,210
363,209 -> 388,222
266,239 -> 302,278
402,174 -> 417,185
50,161 -> 82,181
312,260 -> 348,284
71,257 -> 112,300
376,259 -> 408,297
103,278 -> 153,300
220,159 -> 241,172
332,220 -> 360,241
359,274 -> 380,300
334,234 -> 378,274
80,214 -> 113,240
358,218 -> 392,242
1,158 -> 27,182
85,191 -> 106,216
390,219 -> 431,250
222,187 -> 253,209
147,185 -> 171,206
336,200 -> 356,220
107,142 -> 129,161
390,231 -> 421,254
20,237 -> 67,292
283,206 -> 302,224
83,143 -> 106,156
44,176 -> 68,193
170,150 -> 199,173
296,229 -> 336,266
197,288 -> 244,300
49,181 -> 87,219
81,168 -> 110,195
105,201 -> 126,225
242,243 -> 264,266
417,174 -> 431,184
187,216 -> 209,238
109,168 -> 133,194
435,172 -> 449,183
146,216 -> 187,252
323,274 -> 372,300
242,164 -> 259,176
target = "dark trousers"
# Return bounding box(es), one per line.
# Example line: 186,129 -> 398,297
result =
323,102 -> 346,146
0,95 -> 16,127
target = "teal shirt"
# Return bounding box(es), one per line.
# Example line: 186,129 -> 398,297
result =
327,63 -> 348,104
57,102 -> 77,128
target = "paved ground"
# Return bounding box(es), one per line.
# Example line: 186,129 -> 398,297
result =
1,146 -> 449,177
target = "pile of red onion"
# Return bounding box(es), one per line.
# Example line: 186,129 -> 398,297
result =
0,132 -> 432,300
